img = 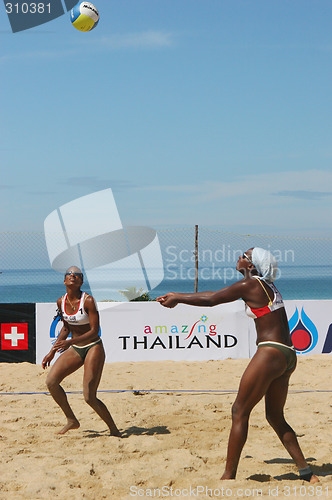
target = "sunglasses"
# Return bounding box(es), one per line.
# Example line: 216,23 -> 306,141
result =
65,272 -> 83,278
242,252 -> 253,265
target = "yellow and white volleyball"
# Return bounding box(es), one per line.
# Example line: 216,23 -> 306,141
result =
70,2 -> 99,32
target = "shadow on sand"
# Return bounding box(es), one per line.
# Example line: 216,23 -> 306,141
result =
83,425 -> 170,438
253,457 -> 332,481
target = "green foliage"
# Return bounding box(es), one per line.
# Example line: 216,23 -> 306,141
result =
118,286 -> 154,302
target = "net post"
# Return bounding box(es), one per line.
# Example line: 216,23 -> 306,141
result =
195,224 -> 198,292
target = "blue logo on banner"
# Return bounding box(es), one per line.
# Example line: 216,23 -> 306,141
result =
50,315 -> 64,340
49,315 -> 101,342
289,307 -> 318,354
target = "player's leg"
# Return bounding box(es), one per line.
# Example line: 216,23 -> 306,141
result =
265,371 -> 319,483
82,343 -> 121,436
46,348 -> 83,434
221,346 -> 287,479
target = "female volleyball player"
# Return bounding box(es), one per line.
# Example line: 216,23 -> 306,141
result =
42,266 -> 120,436
157,248 -> 318,482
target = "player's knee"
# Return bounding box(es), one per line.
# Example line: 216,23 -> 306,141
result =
84,391 -> 97,406
265,409 -> 285,429
265,410 -> 275,426
231,401 -> 238,418
46,375 -> 57,391
231,401 -> 248,421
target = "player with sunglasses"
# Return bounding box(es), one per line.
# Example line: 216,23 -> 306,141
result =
157,248 -> 318,483
42,266 -> 120,436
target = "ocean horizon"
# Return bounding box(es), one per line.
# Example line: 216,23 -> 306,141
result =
0,265 -> 331,304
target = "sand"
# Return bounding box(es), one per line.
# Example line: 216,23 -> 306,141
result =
0,355 -> 331,499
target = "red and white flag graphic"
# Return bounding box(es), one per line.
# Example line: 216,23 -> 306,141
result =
1,323 -> 28,350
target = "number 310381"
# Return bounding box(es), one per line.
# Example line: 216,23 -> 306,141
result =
5,3 -> 51,14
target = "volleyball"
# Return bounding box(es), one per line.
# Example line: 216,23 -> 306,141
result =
70,2 -> 99,32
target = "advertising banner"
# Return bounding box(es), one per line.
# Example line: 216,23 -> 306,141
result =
284,300 -> 332,355
0,303 -> 36,363
36,300 -> 332,365
247,300 -> 332,357
100,301 -> 248,363
36,301 -> 249,364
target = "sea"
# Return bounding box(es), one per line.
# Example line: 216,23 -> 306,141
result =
0,265 -> 331,303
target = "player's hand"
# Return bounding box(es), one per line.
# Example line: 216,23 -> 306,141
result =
52,339 -> 71,353
42,351 -> 55,369
157,293 -> 179,308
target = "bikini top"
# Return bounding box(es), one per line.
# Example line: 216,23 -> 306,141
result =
245,276 -> 284,319
61,292 -> 90,325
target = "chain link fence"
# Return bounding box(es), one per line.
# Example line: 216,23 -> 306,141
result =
0,227 -> 331,303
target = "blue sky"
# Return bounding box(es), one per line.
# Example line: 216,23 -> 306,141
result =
1,0 -> 332,238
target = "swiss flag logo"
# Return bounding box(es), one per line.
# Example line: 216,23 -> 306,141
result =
1,323 -> 28,350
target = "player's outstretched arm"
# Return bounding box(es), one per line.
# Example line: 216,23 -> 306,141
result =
157,280 -> 249,308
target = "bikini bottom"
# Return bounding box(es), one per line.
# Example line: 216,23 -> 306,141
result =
71,338 -> 102,361
257,341 -> 297,372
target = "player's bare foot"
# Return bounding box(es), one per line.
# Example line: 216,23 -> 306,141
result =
309,474 -> 319,484
220,472 -> 235,480
109,427 -> 122,437
56,419 -> 80,435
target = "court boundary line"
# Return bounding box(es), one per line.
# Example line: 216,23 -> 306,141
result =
0,389 -> 331,396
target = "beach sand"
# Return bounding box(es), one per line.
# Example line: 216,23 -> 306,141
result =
0,355 -> 331,499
